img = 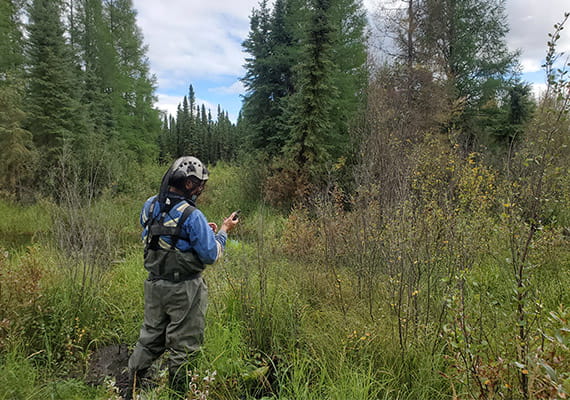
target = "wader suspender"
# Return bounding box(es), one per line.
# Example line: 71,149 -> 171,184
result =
144,198 -> 196,277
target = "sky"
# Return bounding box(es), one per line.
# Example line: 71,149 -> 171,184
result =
131,0 -> 570,122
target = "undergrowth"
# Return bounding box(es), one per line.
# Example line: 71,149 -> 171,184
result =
0,145 -> 568,400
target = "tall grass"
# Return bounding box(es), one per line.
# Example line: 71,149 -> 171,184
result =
1,147 -> 568,399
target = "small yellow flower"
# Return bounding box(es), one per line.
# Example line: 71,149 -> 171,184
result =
522,369 -> 528,375
484,379 -> 491,385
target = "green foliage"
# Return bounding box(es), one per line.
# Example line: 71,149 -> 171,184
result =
0,350 -> 40,400
0,349 -> 103,399
104,0 -> 160,162
0,149 -> 567,399
0,84 -> 35,199
286,0 -> 337,169
0,0 -> 162,201
241,0 -> 287,154
241,0 -> 367,186
26,0 -> 84,193
380,0 -> 530,154
199,161 -> 269,222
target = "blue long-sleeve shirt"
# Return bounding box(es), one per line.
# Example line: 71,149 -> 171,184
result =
141,194 -> 226,265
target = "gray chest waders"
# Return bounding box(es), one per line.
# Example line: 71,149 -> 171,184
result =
143,199 -> 205,281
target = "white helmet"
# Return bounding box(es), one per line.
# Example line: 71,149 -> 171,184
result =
158,156 -> 209,204
169,156 -> 209,185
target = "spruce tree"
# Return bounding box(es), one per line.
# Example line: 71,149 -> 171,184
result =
187,84 -> 198,153
0,82 -> 36,199
241,0 -> 274,152
285,0 -> 338,171
0,0 -> 36,199
242,0 -> 306,154
26,0 -> 83,192
158,113 -> 170,161
0,0 -> 24,72
206,109 -> 213,163
180,95 -> 191,154
175,103 -> 184,157
196,104 -> 208,162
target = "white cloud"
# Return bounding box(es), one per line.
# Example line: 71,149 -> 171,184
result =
209,80 -> 245,95
519,57 -> 543,74
506,1 -> 570,73
133,0 -> 258,89
530,82 -> 548,99
156,94 -> 180,119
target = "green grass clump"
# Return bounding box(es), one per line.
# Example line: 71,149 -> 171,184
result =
0,348 -> 104,400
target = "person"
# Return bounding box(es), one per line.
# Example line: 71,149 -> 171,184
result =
123,156 -> 239,399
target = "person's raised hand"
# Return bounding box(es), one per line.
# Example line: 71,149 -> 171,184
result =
220,211 -> 239,233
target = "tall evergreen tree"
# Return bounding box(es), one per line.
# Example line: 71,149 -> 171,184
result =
180,95 -> 191,154
104,0 -> 160,160
267,0 -> 305,143
26,0 -> 84,191
242,0 -> 367,175
197,104 -> 208,161
187,84 -> 198,153
174,103 -> 184,157
0,82 -> 35,199
285,0 -> 338,170
0,0 -> 36,198
0,0 -> 24,72
241,0 -> 275,152
206,109 -> 214,163
242,0 -> 307,154
77,0 -> 118,137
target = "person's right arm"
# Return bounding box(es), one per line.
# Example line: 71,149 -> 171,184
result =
185,210 -> 239,265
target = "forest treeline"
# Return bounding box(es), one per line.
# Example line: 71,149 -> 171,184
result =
1,0 -> 163,199
1,0 -> 536,203
0,0 -> 247,201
